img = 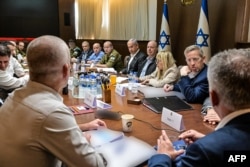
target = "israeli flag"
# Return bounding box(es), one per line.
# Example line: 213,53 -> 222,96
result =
196,0 -> 211,63
158,0 -> 171,52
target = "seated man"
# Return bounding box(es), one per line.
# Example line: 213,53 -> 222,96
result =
68,39 -> 81,58
0,44 -> 29,101
120,38 -> 147,75
148,48 -> 250,167
78,41 -> 94,63
137,40 -> 158,77
16,41 -> 26,63
0,35 -> 107,167
96,41 -> 123,73
5,41 -> 26,77
86,42 -> 105,64
164,45 -> 208,103
201,97 -> 221,125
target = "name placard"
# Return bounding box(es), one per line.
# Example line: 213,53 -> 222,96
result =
161,107 -> 185,132
84,91 -> 97,108
96,100 -> 112,109
115,84 -> 126,96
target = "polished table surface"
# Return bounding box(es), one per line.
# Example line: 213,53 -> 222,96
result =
62,85 -> 215,146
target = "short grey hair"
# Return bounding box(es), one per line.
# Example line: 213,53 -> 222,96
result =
128,38 -> 138,45
208,49 -> 250,110
184,45 -> 204,58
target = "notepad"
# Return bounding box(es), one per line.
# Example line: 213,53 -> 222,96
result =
142,96 -> 193,114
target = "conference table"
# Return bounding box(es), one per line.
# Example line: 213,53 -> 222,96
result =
62,85 -> 215,146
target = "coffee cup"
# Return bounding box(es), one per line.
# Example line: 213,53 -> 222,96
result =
121,114 -> 134,132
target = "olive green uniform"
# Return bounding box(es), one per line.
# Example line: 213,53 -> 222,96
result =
99,49 -> 123,72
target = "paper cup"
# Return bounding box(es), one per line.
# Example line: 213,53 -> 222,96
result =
121,114 -> 134,132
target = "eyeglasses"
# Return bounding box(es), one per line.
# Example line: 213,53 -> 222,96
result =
186,57 -> 201,63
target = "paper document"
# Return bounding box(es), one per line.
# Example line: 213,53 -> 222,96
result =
97,136 -> 157,167
138,87 -> 185,99
116,76 -> 128,83
84,128 -> 124,148
85,127 -> 156,167
97,68 -> 116,73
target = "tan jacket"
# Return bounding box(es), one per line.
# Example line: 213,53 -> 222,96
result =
140,64 -> 180,88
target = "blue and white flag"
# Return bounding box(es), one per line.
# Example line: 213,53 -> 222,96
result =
158,0 -> 171,52
196,0 -> 211,63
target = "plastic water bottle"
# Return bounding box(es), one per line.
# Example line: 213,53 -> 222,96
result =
131,72 -> 138,94
89,74 -> 97,96
132,72 -> 138,83
78,74 -> 85,98
96,74 -> 103,99
72,75 -> 79,98
80,60 -> 85,72
128,71 -> 133,90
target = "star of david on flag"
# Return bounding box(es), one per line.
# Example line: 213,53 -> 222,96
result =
158,0 -> 171,52
196,0 -> 211,63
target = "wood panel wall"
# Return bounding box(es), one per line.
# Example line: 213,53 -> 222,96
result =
58,0 -> 249,65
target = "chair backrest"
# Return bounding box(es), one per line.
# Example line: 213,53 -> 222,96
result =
124,55 -> 130,67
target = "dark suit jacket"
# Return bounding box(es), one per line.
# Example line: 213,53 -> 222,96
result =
173,64 -> 209,103
148,112 -> 250,167
120,50 -> 147,74
79,49 -> 94,62
137,56 -> 157,77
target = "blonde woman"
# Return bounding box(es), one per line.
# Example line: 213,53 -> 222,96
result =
139,51 -> 180,88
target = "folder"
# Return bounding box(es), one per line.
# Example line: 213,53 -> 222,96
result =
68,104 -> 94,115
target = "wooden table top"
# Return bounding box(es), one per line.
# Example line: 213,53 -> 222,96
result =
62,85 -> 215,146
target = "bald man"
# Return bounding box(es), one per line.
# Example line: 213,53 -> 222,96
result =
0,35 -> 107,167
96,41 -> 123,72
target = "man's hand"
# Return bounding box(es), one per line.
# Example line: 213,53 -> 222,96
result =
71,57 -> 78,63
203,108 -> 221,125
79,119 -> 107,131
157,130 -> 185,160
180,66 -> 191,76
178,129 -> 205,145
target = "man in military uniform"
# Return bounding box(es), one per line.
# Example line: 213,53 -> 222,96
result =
68,39 -> 81,58
96,41 -> 123,73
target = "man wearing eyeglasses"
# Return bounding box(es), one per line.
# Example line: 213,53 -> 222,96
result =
163,45 -> 208,103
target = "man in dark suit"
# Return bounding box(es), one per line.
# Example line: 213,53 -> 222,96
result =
78,41 -> 94,63
164,45 -> 208,103
148,49 -> 250,167
137,40 -> 158,77
120,38 -> 147,75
